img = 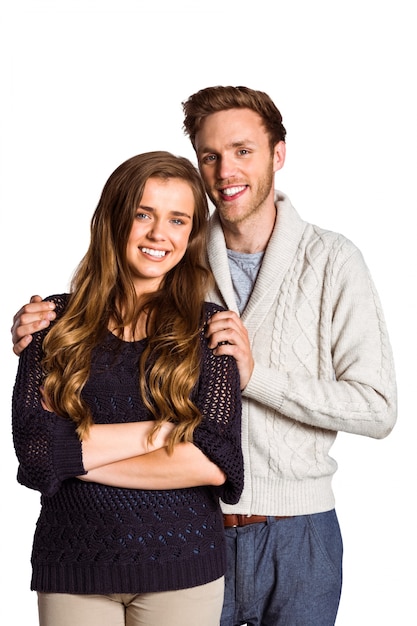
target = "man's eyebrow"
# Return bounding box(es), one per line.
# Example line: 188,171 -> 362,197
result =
198,139 -> 258,153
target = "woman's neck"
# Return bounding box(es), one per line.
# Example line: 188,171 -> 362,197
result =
109,311 -> 148,342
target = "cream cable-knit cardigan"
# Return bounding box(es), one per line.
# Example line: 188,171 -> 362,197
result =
207,191 -> 397,516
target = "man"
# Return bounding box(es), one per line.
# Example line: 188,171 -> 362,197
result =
11,86 -> 397,625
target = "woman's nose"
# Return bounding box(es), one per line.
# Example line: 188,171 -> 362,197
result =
147,220 -> 165,240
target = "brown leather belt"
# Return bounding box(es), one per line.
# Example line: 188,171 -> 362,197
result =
223,514 -> 292,527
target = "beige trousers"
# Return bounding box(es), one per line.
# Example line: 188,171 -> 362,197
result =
37,577 -> 224,626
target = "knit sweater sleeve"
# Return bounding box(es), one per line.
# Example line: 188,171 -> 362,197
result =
12,294 -> 85,496
243,240 -> 397,439
192,303 -> 244,504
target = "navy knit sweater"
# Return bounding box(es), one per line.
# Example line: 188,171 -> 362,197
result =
12,294 -> 243,594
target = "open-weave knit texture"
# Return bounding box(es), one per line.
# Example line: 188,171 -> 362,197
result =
12,296 -> 243,593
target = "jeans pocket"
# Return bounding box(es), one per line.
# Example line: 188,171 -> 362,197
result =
307,510 -> 343,580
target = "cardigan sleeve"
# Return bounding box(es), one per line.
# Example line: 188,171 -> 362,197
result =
243,242 -> 397,439
192,304 -> 244,504
12,295 -> 85,497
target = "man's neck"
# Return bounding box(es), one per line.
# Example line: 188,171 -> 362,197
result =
221,206 -> 277,254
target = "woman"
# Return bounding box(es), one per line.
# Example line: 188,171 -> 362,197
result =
12,151 -> 243,626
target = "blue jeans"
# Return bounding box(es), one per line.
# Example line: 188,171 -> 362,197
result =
220,510 -> 343,626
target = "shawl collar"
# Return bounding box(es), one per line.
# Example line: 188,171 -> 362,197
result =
207,191 -> 307,330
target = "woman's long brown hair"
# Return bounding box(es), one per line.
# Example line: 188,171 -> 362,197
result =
41,151 -> 213,451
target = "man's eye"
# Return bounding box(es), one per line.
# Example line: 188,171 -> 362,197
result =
202,155 -> 217,164
238,149 -> 249,156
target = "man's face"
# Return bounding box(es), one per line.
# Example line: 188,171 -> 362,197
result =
194,108 -> 284,227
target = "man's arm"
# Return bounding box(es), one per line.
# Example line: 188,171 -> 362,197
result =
207,250 -> 397,440
11,295 -> 56,355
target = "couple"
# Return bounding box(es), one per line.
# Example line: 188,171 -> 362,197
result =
12,85 -> 397,626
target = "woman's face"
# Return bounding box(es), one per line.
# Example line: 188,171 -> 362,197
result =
126,176 -> 195,295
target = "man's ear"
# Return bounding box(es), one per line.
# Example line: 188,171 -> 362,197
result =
273,141 -> 286,173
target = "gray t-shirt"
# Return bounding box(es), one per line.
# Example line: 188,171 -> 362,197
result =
227,248 -> 264,314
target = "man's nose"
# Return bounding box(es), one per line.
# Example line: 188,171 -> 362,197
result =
216,154 -> 236,180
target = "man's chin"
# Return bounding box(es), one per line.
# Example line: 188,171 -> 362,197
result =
217,205 -> 247,226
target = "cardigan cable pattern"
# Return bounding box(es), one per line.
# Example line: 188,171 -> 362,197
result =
207,191 -> 397,517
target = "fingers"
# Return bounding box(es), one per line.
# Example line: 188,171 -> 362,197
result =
12,296 -> 51,323
12,295 -> 45,324
30,294 -> 43,303
11,297 -> 56,355
205,311 -> 246,349
206,310 -> 254,389
13,334 -> 33,356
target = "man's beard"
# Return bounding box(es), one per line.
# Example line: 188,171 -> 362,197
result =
211,167 -> 274,226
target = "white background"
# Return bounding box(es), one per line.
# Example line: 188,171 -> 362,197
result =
1,1 -> 415,624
